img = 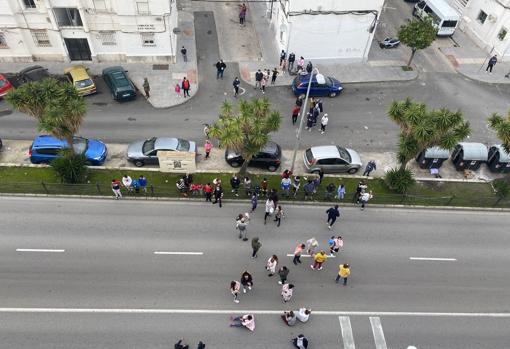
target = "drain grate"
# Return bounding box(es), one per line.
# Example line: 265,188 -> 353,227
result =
153,64 -> 169,70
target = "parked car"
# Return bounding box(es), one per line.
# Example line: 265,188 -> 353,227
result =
29,135 -> 108,166
0,137 -> 3,151
379,37 -> 400,49
0,74 -> 13,97
127,137 -> 196,167
64,65 -> 96,96
102,66 -> 136,101
292,73 -> 343,97
18,65 -> 51,83
225,141 -> 281,172
304,145 -> 362,174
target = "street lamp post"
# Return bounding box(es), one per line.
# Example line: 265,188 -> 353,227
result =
290,67 -> 324,173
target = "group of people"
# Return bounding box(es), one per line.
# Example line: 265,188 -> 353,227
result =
279,50 -> 307,75
111,174 -> 148,199
353,180 -> 373,210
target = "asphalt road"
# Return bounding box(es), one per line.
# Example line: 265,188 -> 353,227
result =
0,197 -> 509,348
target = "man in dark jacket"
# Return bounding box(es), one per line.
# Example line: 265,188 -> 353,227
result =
216,60 -> 226,79
233,77 -> 240,97
292,334 -> 308,349
213,184 -> 224,207
326,205 -> 340,229
230,174 -> 241,196
288,52 -> 296,72
363,160 -> 377,176
254,69 -> 263,90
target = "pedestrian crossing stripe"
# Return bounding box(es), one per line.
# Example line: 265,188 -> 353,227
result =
339,316 -> 388,349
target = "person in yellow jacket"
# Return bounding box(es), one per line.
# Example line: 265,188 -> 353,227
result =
310,250 -> 327,270
336,263 -> 350,285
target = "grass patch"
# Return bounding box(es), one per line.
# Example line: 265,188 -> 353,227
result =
401,65 -> 413,71
0,166 -> 508,208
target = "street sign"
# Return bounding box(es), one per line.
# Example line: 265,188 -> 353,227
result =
157,151 -> 196,173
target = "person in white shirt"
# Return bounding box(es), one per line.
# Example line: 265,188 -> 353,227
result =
320,113 -> 329,134
122,174 -> 133,191
295,308 -> 311,323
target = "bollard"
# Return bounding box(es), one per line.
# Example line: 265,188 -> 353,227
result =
96,183 -> 101,194
41,181 -> 49,194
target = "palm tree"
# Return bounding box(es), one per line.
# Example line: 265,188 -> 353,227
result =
488,112 -> 510,153
209,98 -> 281,175
388,98 -> 471,170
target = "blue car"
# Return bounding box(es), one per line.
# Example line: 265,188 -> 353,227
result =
291,74 -> 343,97
29,135 -> 108,166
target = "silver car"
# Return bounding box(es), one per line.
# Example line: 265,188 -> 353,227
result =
304,145 -> 362,174
127,137 -> 196,167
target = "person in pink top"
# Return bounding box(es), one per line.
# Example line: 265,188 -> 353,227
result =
204,140 -> 213,159
174,83 -> 181,97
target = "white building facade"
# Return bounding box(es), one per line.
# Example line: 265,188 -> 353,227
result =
0,0 -> 178,63
266,0 -> 385,63
449,0 -> 510,58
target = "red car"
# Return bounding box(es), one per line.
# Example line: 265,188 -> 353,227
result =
0,74 -> 13,97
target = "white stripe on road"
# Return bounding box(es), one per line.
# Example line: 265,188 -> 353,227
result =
154,252 -> 203,255
370,317 -> 387,349
339,316 -> 356,349
0,308 -> 508,317
16,249 -> 65,253
286,254 -> 336,258
409,257 -> 457,261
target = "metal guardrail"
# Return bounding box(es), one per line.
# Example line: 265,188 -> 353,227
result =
0,181 -> 509,208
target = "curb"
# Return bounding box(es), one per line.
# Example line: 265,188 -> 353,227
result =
454,67 -> 510,86
0,192 -> 509,212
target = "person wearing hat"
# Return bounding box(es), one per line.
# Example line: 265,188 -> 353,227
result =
320,113 -> 329,134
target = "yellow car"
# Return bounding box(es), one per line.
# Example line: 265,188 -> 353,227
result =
64,65 -> 96,96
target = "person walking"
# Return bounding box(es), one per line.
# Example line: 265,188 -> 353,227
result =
305,112 -> 314,131
239,3 -> 247,26
288,52 -> 296,72
204,140 -> 213,160
278,266 -> 289,285
336,184 -> 346,200
292,334 -> 309,349
212,184 -> 223,207
311,250 -> 327,270
291,105 -> 300,125
240,270 -> 253,293
328,235 -> 343,254
250,193 -> 258,212
296,308 -> 311,323
230,174 -> 241,196
174,339 -> 190,349
254,69 -> 263,89
111,179 -> 122,199
230,280 -> 241,303
336,263 -> 351,285
320,113 -> 328,134
360,190 -> 373,210
251,237 -> 261,258
279,50 -> 287,66
233,77 -> 240,97
174,83 -> 181,98
281,283 -> 294,303
306,237 -> 318,256
181,77 -> 190,98
216,60 -> 226,79
486,54 -> 497,73
271,68 -> 279,85
236,216 -> 249,241
203,183 -> 213,202
274,205 -> 284,227
266,255 -> 278,276
293,243 -> 305,265
363,160 -> 376,176
326,205 -> 340,229
181,46 -> 188,62
261,73 -> 267,94
142,77 -> 150,98
264,198 -> 275,224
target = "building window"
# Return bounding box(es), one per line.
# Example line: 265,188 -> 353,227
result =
99,31 -> 116,46
477,10 -> 487,24
136,1 -> 150,15
23,0 -> 36,9
0,33 -> 8,48
54,8 -> 83,27
498,27 -> 508,41
31,30 -> 51,47
93,0 -> 107,10
141,32 -> 155,46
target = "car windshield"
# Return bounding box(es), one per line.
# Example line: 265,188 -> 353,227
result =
326,77 -> 333,86
72,137 -> 88,154
142,138 -> 156,154
177,139 -> 190,151
337,146 -> 352,162
112,71 -> 130,86
75,79 -> 93,88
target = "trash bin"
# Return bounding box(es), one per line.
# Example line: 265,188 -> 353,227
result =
415,147 -> 450,169
487,144 -> 510,173
450,142 -> 488,171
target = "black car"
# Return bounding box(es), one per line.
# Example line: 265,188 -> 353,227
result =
18,65 -> 51,83
225,141 -> 281,172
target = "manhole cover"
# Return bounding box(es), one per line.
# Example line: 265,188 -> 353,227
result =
127,117 -> 136,121
207,30 -> 212,35
0,109 -> 13,117
92,102 -> 108,106
153,64 -> 169,70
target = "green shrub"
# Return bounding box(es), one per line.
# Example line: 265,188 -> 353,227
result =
493,179 -> 510,199
384,168 -> 415,194
50,149 -> 88,183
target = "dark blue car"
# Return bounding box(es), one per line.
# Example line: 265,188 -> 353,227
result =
29,135 -> 108,166
291,74 -> 343,97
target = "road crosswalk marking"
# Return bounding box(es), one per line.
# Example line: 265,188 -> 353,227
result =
370,317 -> 388,349
339,316 -> 356,349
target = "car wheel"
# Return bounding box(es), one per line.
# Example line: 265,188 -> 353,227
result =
329,92 -> 337,98
267,165 -> 277,172
348,167 -> 359,174
379,43 -> 385,49
230,161 -> 241,168
134,160 -> 145,167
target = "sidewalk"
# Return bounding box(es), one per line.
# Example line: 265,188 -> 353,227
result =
0,139 -> 504,183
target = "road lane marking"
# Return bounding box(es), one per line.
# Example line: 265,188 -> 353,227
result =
409,257 -> 457,261
339,316 -> 356,349
16,249 -> 65,253
286,254 -> 336,258
154,251 -> 203,255
370,317 -> 387,349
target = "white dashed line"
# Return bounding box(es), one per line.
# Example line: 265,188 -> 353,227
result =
409,257 -> 457,261
153,251 -> 203,255
16,249 -> 65,253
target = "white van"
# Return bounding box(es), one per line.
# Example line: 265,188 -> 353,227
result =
413,0 -> 460,36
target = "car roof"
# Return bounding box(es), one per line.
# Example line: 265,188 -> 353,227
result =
154,137 -> 179,150
103,66 -> 125,75
310,145 -> 341,159
20,65 -> 50,80
260,141 -> 280,154
32,135 -> 65,148
64,65 -> 90,80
